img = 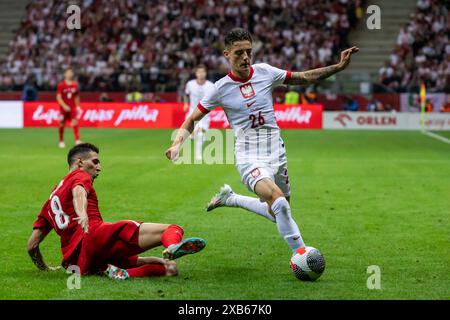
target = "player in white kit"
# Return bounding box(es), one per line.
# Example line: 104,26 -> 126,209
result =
183,64 -> 215,161
166,28 -> 358,253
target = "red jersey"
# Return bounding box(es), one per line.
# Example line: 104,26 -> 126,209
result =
57,80 -> 79,110
33,169 -> 103,266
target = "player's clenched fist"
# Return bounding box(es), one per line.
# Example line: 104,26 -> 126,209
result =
165,146 -> 180,161
338,46 -> 359,70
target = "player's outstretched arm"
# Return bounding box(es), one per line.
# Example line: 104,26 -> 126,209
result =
165,108 -> 206,161
27,228 -> 59,271
286,46 -> 359,86
72,185 -> 89,234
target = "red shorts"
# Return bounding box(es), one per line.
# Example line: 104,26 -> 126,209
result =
77,220 -> 144,274
60,108 -> 78,122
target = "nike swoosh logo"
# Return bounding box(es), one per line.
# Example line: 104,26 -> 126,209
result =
246,101 -> 256,108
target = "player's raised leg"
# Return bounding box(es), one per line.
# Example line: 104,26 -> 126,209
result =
161,225 -> 206,260
137,223 -> 206,260
254,178 -> 305,251
207,184 -> 275,222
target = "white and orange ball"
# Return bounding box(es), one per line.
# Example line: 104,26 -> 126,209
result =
290,246 -> 325,281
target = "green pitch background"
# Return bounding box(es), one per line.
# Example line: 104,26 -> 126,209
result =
0,128 -> 449,300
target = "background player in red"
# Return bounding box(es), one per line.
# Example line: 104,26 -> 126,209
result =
27,143 -> 206,280
56,68 -> 81,148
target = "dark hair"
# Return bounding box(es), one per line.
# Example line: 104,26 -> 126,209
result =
224,28 -> 252,48
195,64 -> 207,71
67,143 -> 99,166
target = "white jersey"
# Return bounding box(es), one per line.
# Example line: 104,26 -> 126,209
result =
185,79 -> 215,114
198,63 -> 291,165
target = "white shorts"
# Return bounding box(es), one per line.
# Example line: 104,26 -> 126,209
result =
236,153 -> 291,198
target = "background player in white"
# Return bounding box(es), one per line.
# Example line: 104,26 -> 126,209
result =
183,64 -> 215,161
166,28 -> 358,253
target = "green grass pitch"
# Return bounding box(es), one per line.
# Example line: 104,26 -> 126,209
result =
0,128 -> 449,300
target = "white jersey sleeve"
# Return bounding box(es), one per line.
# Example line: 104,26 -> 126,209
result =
184,81 -> 191,96
198,85 -> 221,113
258,63 -> 291,87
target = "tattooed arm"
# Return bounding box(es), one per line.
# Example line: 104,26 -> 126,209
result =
286,46 -> 359,86
27,228 -> 59,271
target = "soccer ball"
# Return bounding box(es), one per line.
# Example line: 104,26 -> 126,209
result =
290,246 -> 325,281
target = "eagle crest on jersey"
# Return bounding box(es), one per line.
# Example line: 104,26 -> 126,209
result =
239,83 -> 255,99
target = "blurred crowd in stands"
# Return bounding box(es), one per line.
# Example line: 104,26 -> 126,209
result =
379,0 -> 449,93
0,0 -> 362,93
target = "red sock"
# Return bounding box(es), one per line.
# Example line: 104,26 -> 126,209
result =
161,224 -> 184,248
73,125 -> 80,141
58,126 -> 64,142
126,264 -> 166,277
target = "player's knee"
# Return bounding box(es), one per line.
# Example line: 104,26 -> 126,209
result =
268,188 -> 285,204
165,261 -> 178,277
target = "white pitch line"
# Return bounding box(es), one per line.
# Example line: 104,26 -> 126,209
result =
422,130 -> 450,145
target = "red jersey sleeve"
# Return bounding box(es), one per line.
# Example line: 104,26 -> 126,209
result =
33,202 -> 52,234
71,170 -> 93,194
57,82 -> 63,95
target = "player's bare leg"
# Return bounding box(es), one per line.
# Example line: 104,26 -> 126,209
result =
137,222 -> 170,249
137,223 -> 206,260
58,117 -> 65,148
71,119 -> 81,145
136,257 -> 178,276
254,178 -> 305,251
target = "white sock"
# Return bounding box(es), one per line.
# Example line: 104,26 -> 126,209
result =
271,197 -> 305,251
196,131 -> 203,159
225,194 -> 275,222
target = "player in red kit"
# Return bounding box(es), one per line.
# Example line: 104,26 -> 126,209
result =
56,68 -> 81,148
27,143 -> 206,280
